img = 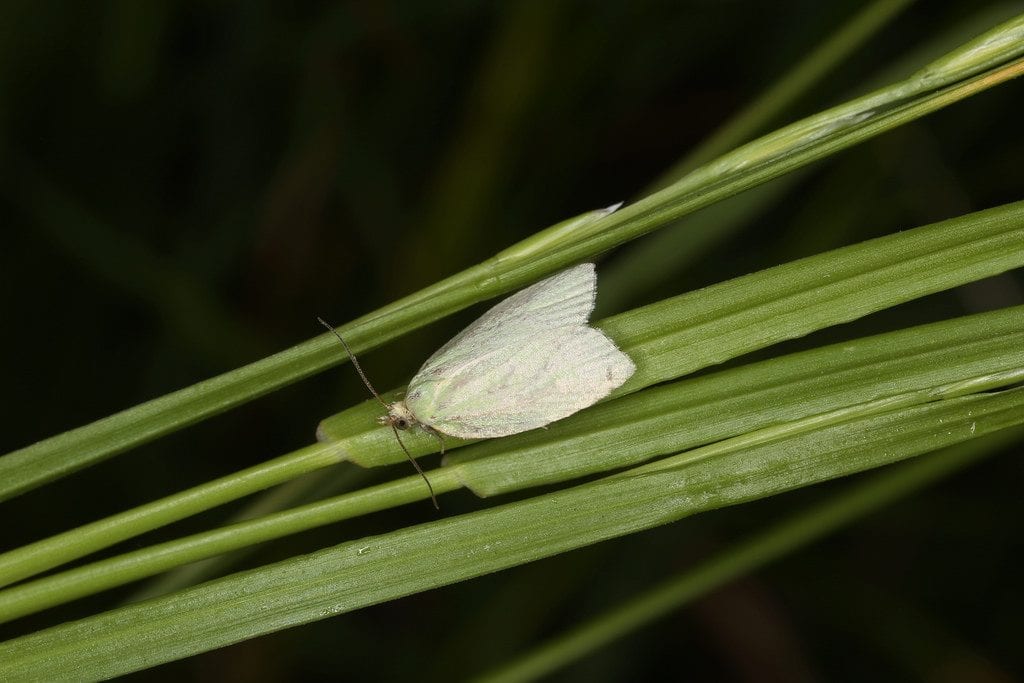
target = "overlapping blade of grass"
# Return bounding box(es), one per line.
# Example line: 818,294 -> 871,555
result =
652,0 -> 917,189
3,13 -> 1022,502
598,1 -> 1023,314
319,199 -> 1024,464
474,430 -> 1022,683
2,200 -> 1022,590
531,13 -> 1024,274
0,202 -> 611,504
111,0 -> 928,600
104,1 -> 988,601
0,304 -> 1021,622
0,442 -> 346,589
2,386 -> 1022,680
122,466 -> 374,605
449,304 -> 1024,496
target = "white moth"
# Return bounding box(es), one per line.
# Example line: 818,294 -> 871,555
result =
385,263 -> 635,438
319,262 -> 635,507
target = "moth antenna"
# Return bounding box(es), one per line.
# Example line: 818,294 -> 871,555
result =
317,316 -> 390,411
318,316 -> 438,510
390,424 -> 439,510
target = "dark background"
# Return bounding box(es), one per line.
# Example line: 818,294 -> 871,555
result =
2,1 -> 1023,680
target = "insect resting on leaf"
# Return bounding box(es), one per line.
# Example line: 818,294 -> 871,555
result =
319,262 -> 635,509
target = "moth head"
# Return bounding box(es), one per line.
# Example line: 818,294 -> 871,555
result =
380,400 -> 417,431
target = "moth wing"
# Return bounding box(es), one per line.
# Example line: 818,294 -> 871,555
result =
406,324 -> 635,438
411,263 -> 598,387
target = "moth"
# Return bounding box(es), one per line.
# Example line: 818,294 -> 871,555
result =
320,263 -> 635,507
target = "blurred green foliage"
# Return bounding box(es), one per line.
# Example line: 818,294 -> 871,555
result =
1,1 -> 1022,680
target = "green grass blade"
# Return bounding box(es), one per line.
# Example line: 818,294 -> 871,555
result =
451,305 -> 1024,496
652,0 -> 916,190
122,466 -> 373,605
0,204 -> 615,503
3,13 -> 1021,502
0,304 -> 1020,622
528,13 -> 1024,276
119,0 -> 923,569
2,387 -> 1022,680
3,199 -> 1021,591
474,431 -> 1020,683
0,444 -> 344,589
597,3 -> 1022,315
321,199 -> 1024,464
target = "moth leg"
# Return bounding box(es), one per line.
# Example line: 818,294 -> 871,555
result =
421,425 -> 446,458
